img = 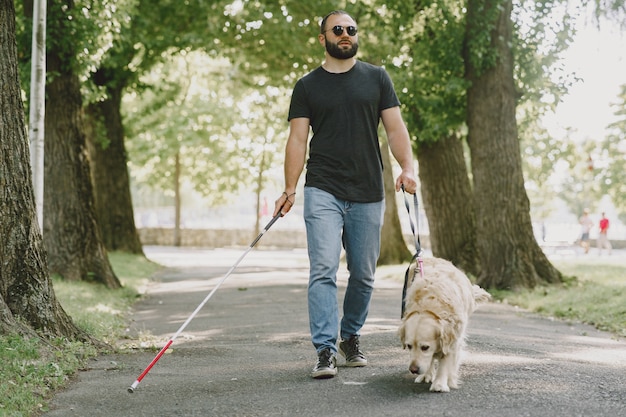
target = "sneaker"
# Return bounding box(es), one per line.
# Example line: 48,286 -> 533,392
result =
339,335 -> 367,367
312,348 -> 337,379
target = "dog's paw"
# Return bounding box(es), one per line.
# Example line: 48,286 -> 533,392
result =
413,374 -> 426,383
425,367 -> 437,383
430,381 -> 450,392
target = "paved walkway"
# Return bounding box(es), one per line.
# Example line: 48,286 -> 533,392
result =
42,247 -> 626,417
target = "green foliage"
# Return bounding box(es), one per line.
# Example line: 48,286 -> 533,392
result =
102,1 -> 322,207
46,0 -> 136,75
218,0 -> 344,84
599,84 -> 626,221
382,1 -> 468,144
15,0 -> 626,218
463,0 -> 501,76
105,0 -> 232,90
591,0 -> 626,26
123,50 -> 290,204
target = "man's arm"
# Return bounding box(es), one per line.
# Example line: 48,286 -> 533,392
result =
274,117 -> 310,216
381,106 -> 417,194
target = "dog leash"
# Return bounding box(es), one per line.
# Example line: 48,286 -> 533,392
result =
401,185 -> 423,318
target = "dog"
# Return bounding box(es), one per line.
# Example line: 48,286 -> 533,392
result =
398,257 -> 491,392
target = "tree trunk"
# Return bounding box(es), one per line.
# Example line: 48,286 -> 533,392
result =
254,149 -> 267,239
173,151 -> 183,246
417,135 -> 480,276
43,29 -> 121,289
464,0 -> 562,289
0,0 -> 87,340
85,86 -> 144,254
379,139 -> 412,265
253,134 -> 273,241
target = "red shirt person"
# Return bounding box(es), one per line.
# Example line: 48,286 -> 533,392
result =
597,212 -> 612,255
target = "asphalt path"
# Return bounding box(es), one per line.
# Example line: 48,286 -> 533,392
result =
42,246 -> 626,417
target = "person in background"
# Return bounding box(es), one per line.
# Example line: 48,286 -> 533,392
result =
597,212 -> 612,255
273,10 -> 417,379
579,208 -> 593,254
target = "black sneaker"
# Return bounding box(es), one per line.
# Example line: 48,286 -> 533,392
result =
339,335 -> 367,367
312,348 -> 337,379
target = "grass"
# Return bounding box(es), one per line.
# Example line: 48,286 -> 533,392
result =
0,252 -> 161,417
0,336 -> 94,416
490,255 -> 626,337
51,252 -> 159,345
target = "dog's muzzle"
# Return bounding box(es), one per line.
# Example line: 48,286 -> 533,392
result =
409,364 -> 423,375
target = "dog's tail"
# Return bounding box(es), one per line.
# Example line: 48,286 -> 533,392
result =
472,285 -> 491,304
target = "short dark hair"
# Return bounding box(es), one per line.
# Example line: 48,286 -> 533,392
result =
320,10 -> 353,34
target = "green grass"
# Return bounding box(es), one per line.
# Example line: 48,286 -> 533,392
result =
0,336 -> 94,416
492,255 -> 626,337
0,252 -> 161,417
51,252 -> 159,345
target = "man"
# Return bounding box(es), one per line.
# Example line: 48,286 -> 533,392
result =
273,10 -> 417,379
597,212 -> 612,255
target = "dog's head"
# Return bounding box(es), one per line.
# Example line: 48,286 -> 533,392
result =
399,310 -> 454,375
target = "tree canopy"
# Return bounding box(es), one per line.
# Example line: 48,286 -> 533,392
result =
11,0 -> 626,288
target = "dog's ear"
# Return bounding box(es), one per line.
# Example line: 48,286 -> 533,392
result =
439,320 -> 456,356
398,322 -> 406,348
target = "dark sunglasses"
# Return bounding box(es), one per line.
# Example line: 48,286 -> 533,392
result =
325,25 -> 358,37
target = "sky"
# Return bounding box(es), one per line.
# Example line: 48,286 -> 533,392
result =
545,17 -> 626,142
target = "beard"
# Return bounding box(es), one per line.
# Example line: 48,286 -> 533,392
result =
325,38 -> 358,60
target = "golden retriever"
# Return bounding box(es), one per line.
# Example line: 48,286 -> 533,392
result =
398,257 -> 491,392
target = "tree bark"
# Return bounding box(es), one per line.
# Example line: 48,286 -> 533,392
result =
43,14 -> 121,288
85,85 -> 144,254
174,151 -> 181,246
379,139 -> 412,265
464,0 -> 562,289
0,0 -> 87,340
417,135 -> 480,276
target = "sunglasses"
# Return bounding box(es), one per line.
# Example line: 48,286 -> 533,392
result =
325,25 -> 358,37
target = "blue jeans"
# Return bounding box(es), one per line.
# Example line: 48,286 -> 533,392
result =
303,186 -> 384,353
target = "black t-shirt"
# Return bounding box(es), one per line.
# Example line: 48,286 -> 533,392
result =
288,60 -> 400,202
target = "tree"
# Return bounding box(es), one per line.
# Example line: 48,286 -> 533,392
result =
599,84 -> 626,222
235,88 -> 288,238
43,0 -> 120,288
527,1 -> 626,223
379,135 -> 412,265
85,0 -> 233,252
85,88 -> 144,253
380,1 -> 480,275
124,52 -> 246,209
464,0 -> 562,289
418,136 -> 479,274
0,0 -> 86,340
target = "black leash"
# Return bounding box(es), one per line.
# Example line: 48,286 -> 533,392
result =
401,185 -> 423,318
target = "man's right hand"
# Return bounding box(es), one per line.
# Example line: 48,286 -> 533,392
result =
274,191 -> 296,217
